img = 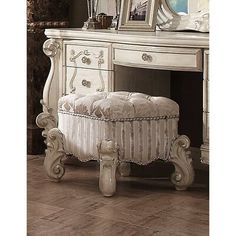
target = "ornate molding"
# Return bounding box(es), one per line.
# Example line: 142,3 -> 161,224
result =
97,50 -> 105,66
36,100 -> 57,140
156,0 -> 209,32
69,49 -> 90,93
70,49 -> 90,62
96,50 -> 105,92
43,39 -> 60,57
98,140 -> 119,197
169,135 -> 194,190
69,49 -> 105,93
69,66 -> 78,94
44,128 -> 66,181
42,38 -> 61,111
35,38 -> 60,143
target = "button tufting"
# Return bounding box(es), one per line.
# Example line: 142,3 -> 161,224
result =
58,92 -> 179,120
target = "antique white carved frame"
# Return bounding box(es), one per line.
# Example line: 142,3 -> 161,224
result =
156,0 -> 209,32
118,0 -> 158,31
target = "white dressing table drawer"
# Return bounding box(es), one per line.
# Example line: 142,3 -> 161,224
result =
65,44 -> 110,70
65,67 -> 110,95
113,44 -> 202,72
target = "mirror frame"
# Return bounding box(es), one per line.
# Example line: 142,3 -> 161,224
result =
156,0 -> 209,32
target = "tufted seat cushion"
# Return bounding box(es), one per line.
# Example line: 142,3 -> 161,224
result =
58,91 -> 180,164
58,92 -> 179,120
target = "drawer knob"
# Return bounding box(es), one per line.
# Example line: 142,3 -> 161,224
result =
81,79 -> 91,88
81,56 -> 91,65
142,53 -> 152,62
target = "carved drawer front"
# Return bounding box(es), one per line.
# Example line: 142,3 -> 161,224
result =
65,67 -> 109,95
113,44 -> 202,72
65,44 -> 109,70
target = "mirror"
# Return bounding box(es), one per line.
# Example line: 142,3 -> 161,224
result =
156,0 -> 209,32
168,0 -> 189,14
168,0 -> 209,15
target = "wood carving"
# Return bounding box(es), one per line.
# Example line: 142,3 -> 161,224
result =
69,49 -> 105,93
44,128 -> 66,181
169,135 -> 194,190
96,50 -> 105,92
43,38 -> 60,58
69,49 -> 90,93
27,0 -> 69,154
36,100 -> 57,141
98,140 -> 119,197
36,38 -> 60,139
156,0 -> 209,32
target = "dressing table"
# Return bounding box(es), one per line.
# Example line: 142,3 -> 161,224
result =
36,28 -> 209,165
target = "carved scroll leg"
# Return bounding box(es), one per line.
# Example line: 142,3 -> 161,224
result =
36,101 -> 57,143
118,162 -> 131,177
98,140 -> 119,197
44,128 -> 66,182
169,135 -> 194,191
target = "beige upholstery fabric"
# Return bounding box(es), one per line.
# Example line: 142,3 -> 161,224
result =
58,92 -> 179,164
58,92 -> 179,120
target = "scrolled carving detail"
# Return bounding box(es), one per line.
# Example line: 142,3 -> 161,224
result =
169,135 -> 194,190
44,128 -> 66,181
96,50 -> 105,92
43,39 -> 60,57
70,49 -> 90,63
69,49 -> 91,93
96,69 -> 105,92
97,50 -> 105,66
69,67 -> 77,93
69,49 -> 105,93
36,38 -> 61,147
36,100 -> 57,140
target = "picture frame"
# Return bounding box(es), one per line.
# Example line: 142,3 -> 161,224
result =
118,0 -> 158,31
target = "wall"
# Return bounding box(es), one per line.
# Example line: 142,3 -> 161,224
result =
69,0 -> 88,27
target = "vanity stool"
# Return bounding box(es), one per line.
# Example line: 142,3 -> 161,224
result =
44,91 -> 194,197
